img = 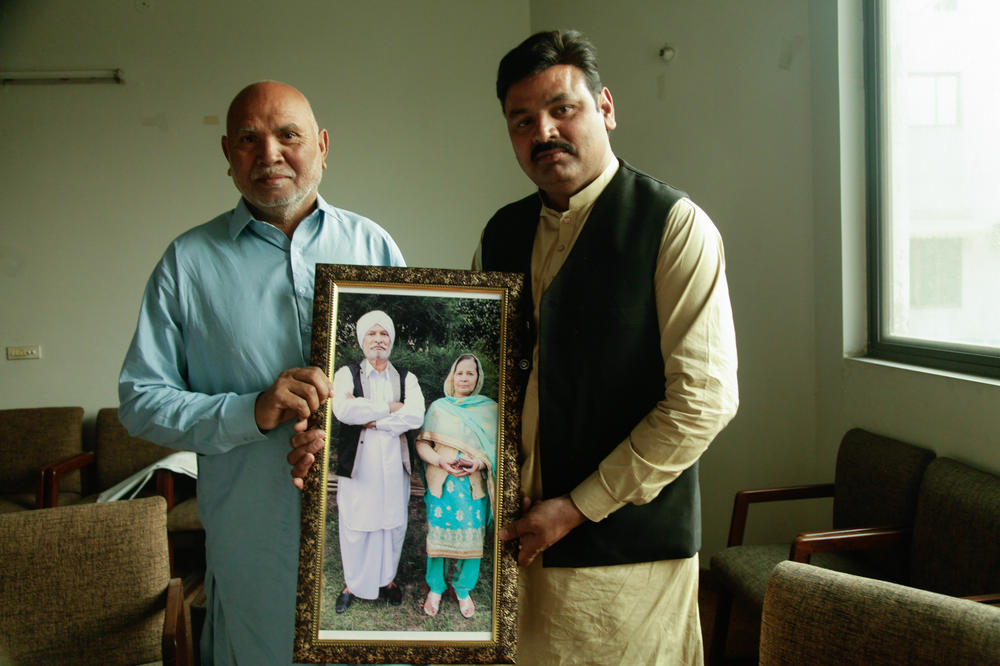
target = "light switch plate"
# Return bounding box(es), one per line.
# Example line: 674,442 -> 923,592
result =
7,345 -> 41,360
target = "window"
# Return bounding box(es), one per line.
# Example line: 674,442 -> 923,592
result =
865,0 -> 1000,378
909,237 -> 961,308
905,73 -> 959,127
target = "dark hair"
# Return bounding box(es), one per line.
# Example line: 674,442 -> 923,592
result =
496,30 -> 602,109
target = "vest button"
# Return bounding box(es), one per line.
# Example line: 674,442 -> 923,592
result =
518,359 -> 530,370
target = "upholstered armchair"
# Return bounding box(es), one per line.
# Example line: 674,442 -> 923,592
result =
0,496 -> 191,665
39,408 -> 183,505
709,428 -> 935,662
789,457 -> 1000,600
39,407 -> 203,575
759,561 -> 1000,665
0,406 -> 84,513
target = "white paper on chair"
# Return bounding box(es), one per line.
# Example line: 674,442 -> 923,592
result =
96,451 -> 198,503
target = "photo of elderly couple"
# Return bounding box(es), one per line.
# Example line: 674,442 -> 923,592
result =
318,291 -> 502,637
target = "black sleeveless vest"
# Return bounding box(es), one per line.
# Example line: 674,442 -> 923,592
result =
480,160 -> 701,567
334,362 -> 417,478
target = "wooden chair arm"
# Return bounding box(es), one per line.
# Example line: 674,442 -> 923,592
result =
162,577 -> 191,666
36,451 -> 96,508
155,468 -> 176,510
963,593 -> 1000,606
727,483 -> 836,546
789,526 -> 911,563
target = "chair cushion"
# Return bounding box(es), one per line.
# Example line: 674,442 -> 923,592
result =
167,496 -> 203,531
0,493 -> 39,513
0,497 -> 32,514
910,457 -> 1000,596
832,428 -> 935,529
0,491 -> 83,513
0,497 -> 170,665
0,406 -> 84,493
711,544 -> 887,607
760,560 -> 1000,665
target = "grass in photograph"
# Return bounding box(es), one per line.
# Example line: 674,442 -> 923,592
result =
319,481 -> 495,634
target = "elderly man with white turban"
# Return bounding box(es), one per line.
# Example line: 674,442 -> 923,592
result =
331,309 -> 425,613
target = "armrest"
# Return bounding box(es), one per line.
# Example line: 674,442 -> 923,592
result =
155,468 -> 176,510
963,593 -> 1000,606
789,526 -> 911,563
36,451 -> 96,508
162,577 -> 191,666
727,483 -> 835,547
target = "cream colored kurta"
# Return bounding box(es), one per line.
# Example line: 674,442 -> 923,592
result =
478,158 -> 739,665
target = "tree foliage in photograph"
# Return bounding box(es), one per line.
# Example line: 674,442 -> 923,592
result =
332,292 -> 502,406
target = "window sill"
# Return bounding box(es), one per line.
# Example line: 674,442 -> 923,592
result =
845,355 -> 1000,389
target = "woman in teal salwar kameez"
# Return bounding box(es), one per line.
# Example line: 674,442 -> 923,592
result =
416,354 -> 497,618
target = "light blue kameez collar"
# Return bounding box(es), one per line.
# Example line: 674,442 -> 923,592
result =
226,194 -> 332,240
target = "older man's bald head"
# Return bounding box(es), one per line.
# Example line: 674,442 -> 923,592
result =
225,81 -> 320,137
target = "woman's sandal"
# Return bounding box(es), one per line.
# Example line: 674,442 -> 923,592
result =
458,594 -> 475,618
423,591 -> 441,617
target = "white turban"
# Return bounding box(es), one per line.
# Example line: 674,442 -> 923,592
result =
355,310 -> 396,348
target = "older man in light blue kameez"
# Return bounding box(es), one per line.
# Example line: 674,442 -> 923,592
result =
119,81 -> 404,665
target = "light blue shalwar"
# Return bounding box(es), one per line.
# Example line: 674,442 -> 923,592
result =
118,195 -> 404,665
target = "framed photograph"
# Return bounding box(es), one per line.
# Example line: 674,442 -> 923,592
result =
295,264 -> 525,664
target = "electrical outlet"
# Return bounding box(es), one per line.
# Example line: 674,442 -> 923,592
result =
7,345 -> 41,360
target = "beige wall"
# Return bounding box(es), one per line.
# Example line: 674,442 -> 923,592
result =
1,0 -> 996,561
0,0 -> 529,410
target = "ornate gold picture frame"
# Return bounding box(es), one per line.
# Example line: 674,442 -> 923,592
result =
295,265 -> 524,664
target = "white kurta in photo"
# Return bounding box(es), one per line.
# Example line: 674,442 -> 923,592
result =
333,360 -> 424,599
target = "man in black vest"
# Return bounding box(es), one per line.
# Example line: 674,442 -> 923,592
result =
479,31 -> 739,664
329,309 -> 424,614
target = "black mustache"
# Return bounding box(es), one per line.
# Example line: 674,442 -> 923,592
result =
532,140 -> 576,160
